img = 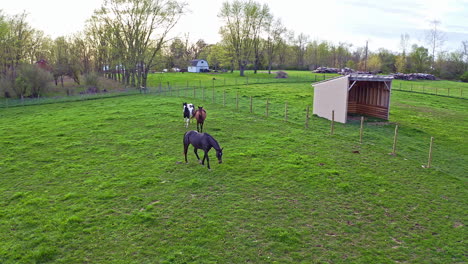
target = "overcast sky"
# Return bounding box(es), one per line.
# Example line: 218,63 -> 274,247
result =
2,0 -> 468,52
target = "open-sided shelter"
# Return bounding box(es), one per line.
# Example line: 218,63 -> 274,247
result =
312,74 -> 393,123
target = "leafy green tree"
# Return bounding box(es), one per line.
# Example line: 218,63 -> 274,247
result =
367,54 -> 382,72
408,45 -> 431,73
206,42 -> 234,71
460,71 -> 468,82
395,55 -> 407,73
168,38 -> 188,69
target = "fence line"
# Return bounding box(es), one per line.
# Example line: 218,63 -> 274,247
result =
393,83 -> 466,99
2,79 -> 460,174
148,84 -> 443,173
2,74 -> 466,108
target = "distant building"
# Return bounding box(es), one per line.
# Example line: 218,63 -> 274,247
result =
36,59 -> 50,71
188,60 -> 209,73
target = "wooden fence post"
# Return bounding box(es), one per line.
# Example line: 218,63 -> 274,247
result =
266,99 -> 269,118
202,87 -> 205,101
250,96 -> 253,113
223,90 -> 226,107
236,92 -> 239,111
284,102 -> 288,122
330,110 -> 335,135
212,87 -> 215,103
193,86 -> 196,99
305,105 -> 310,129
427,137 -> 434,168
359,116 -> 364,144
392,125 -> 399,155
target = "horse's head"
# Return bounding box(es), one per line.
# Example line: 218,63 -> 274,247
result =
216,148 -> 223,164
183,102 -> 187,106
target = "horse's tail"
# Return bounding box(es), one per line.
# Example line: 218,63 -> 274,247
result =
183,131 -> 190,145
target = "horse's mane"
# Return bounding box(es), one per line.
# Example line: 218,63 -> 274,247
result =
204,132 -> 221,151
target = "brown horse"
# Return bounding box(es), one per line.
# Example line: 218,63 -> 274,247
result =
193,106 -> 206,132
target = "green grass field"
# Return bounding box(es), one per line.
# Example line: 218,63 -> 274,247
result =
0,72 -> 467,263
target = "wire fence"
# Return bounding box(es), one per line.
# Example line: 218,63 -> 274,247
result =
1,78 -> 465,175
2,74 -> 466,109
393,82 -> 466,98
148,83 -> 463,176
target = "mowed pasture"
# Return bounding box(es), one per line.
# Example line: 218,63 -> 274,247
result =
0,73 -> 467,263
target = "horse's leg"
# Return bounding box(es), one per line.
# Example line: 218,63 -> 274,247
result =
204,150 -> 210,170
194,148 -> 201,163
184,143 -> 189,163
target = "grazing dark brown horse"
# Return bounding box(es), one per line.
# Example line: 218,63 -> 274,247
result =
184,130 -> 223,170
193,106 -> 206,132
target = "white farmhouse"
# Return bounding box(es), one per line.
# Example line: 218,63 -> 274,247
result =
188,59 -> 209,73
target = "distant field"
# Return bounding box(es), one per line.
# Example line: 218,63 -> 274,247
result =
0,72 -> 466,263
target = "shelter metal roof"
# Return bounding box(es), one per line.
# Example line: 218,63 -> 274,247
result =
348,74 -> 393,82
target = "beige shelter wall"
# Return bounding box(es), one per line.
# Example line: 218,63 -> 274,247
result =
312,76 -> 349,123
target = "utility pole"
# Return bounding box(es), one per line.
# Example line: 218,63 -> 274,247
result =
364,40 -> 368,72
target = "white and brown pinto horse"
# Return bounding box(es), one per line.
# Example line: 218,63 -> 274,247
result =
183,102 -> 194,128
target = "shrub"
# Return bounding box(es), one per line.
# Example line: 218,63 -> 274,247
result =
0,70 -> 15,98
84,72 -> 100,88
7,64 -> 52,98
460,71 -> 468,82
276,71 -> 288,79
15,64 -> 52,97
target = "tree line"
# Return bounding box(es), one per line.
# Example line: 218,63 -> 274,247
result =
1,0 -> 467,99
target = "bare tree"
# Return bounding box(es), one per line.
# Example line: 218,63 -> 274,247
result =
400,33 -> 410,55
462,40 -> 468,71
294,33 -> 309,69
264,17 -> 286,74
219,0 -> 269,76
89,0 -> 186,88
425,20 -> 446,71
